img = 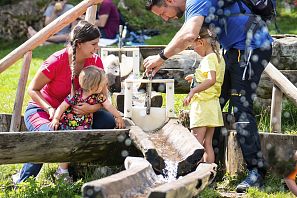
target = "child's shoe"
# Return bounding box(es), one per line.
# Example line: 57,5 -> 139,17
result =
54,169 -> 73,183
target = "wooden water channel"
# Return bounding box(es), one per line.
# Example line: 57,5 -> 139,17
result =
1,0 -> 297,197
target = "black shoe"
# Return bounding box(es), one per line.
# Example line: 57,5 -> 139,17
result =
236,169 -> 264,193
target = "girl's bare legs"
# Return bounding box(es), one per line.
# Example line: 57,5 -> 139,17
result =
59,163 -> 69,170
203,127 -> 215,163
192,127 -> 207,162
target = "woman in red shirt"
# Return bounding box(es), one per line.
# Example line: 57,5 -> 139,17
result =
14,20 -> 117,184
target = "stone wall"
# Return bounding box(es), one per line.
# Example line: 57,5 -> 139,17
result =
0,0 -> 48,40
256,35 -> 297,107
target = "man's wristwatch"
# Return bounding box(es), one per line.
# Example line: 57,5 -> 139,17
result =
159,50 -> 168,61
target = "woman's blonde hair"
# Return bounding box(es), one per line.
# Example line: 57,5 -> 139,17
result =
196,25 -> 221,63
79,66 -> 106,92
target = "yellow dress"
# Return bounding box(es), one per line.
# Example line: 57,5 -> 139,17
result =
190,53 -> 225,129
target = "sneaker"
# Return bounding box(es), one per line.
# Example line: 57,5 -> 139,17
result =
12,172 -> 20,185
236,169 -> 263,193
53,170 -> 73,183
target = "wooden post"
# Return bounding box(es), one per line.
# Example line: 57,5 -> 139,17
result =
10,51 -> 32,132
264,63 -> 297,106
85,5 -> 97,25
270,85 -> 283,133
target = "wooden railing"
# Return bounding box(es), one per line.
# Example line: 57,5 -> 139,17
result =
264,63 -> 297,132
0,0 -> 102,132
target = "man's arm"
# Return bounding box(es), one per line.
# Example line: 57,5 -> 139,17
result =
164,16 -> 204,58
143,15 -> 204,75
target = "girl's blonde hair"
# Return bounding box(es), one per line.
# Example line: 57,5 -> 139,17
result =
79,66 -> 106,93
197,25 -> 221,63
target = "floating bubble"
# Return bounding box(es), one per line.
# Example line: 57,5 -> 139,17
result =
121,150 -> 129,157
117,134 -> 125,142
125,138 -> 132,146
283,111 -> 290,118
221,127 -> 228,136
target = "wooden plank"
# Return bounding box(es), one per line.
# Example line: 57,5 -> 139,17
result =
0,129 -> 129,164
270,86 -> 283,132
0,0 -> 103,73
264,63 -> 297,106
85,5 -> 97,25
10,51 -> 32,132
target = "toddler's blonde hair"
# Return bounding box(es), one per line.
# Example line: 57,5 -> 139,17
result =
79,66 -> 106,92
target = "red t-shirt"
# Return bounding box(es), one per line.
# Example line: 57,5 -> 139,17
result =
30,48 -> 104,108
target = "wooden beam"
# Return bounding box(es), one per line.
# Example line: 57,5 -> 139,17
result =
0,0 -> 103,73
0,129 -> 129,164
270,86 -> 283,133
264,63 -> 297,106
10,51 -> 32,132
85,5 -> 97,25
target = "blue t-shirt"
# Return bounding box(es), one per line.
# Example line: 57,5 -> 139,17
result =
185,0 -> 273,50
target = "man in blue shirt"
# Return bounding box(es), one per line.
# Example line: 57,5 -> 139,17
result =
143,0 -> 273,193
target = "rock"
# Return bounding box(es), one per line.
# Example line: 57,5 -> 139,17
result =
0,0 -> 47,40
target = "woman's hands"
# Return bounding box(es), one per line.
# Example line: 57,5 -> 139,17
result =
73,103 -> 101,115
49,118 -> 59,130
47,107 -> 56,119
115,117 -> 125,129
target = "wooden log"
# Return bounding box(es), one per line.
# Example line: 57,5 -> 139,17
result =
149,163 -> 217,198
161,119 -> 204,176
0,129 -> 131,164
225,131 -> 297,176
225,131 -> 245,175
85,5 -> 97,25
270,86 -> 283,133
129,126 -> 165,174
10,51 -> 32,132
264,63 -> 297,106
0,0 -> 103,73
82,157 -> 158,198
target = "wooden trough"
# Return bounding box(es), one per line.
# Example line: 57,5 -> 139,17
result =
82,157 -> 217,198
129,120 -> 204,177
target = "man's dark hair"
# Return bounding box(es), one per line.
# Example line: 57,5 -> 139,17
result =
145,0 -> 164,11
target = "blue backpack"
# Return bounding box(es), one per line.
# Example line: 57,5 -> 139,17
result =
223,0 -> 277,22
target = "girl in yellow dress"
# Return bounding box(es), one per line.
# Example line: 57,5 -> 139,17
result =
183,26 -> 225,163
